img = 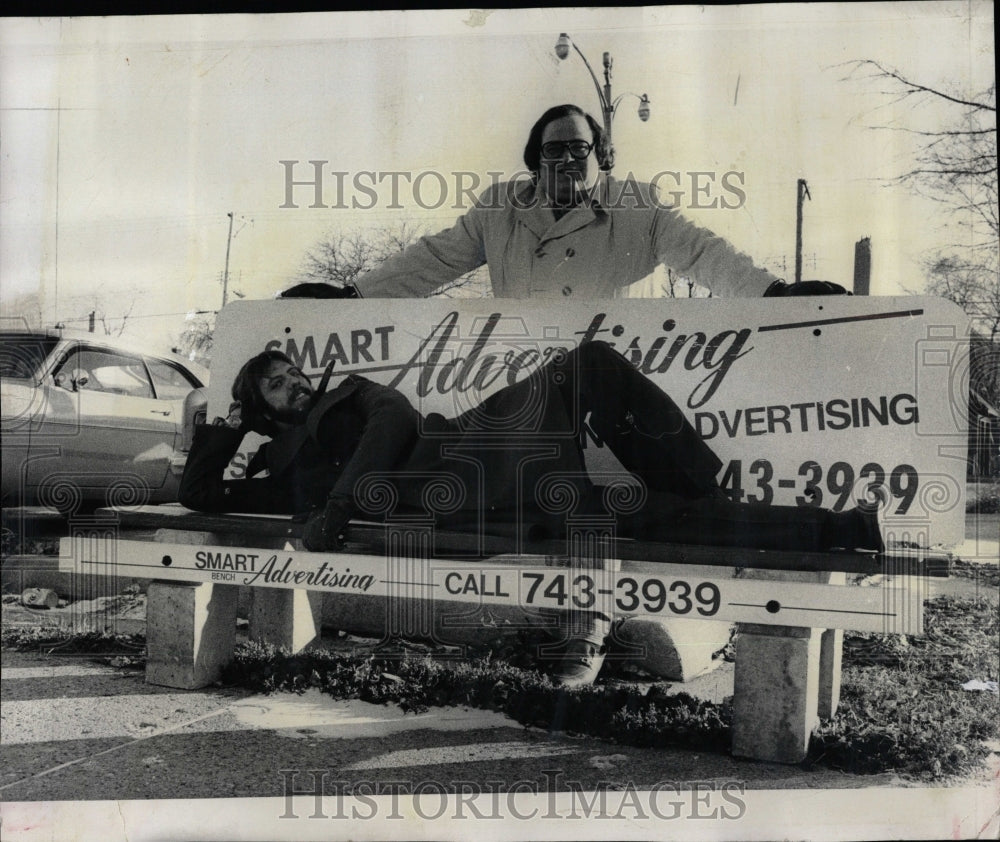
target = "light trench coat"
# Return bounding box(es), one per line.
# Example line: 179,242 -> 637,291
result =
355,175 -> 779,299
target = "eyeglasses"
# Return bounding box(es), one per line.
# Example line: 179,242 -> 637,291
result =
539,140 -> 594,161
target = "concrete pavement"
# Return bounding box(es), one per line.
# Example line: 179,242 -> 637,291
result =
2,640 -> 999,842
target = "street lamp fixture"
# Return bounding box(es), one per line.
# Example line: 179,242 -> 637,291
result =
637,93 -> 651,122
554,32 -> 650,171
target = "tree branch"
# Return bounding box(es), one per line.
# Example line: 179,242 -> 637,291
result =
841,59 -> 996,112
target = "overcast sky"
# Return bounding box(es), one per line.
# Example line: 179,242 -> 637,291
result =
0,3 -> 994,349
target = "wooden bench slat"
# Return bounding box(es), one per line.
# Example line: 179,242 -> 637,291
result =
92,506 -> 950,577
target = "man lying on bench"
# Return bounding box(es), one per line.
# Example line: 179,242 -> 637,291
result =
179,340 -> 887,684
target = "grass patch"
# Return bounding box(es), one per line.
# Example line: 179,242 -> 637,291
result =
812,594 -> 999,779
967,482 -> 999,514
949,557 -> 1000,589
221,642 -> 732,754
1,624 -> 145,658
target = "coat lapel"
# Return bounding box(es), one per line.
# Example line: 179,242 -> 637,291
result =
263,425 -> 311,478
515,183 -> 557,241
516,176 -> 609,244
263,377 -> 360,478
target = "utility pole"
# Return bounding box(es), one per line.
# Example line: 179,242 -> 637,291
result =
54,100 -> 61,325
853,237 -> 872,295
795,179 -> 810,284
222,211 -> 234,308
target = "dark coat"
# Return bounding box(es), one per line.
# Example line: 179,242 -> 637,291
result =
179,367 -> 594,534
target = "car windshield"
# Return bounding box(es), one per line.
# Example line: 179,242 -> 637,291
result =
0,333 -> 59,380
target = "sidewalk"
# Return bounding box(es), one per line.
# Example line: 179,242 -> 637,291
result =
2,635 -> 999,841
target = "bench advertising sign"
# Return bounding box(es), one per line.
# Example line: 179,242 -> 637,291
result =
212,296 -> 970,546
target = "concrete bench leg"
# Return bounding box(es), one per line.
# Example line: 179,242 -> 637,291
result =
249,588 -> 325,652
732,623 -> 821,763
731,569 -> 844,763
818,627 -> 844,720
818,571 -> 846,720
146,581 -> 238,689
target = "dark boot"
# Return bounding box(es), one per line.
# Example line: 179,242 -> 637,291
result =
618,487 -> 888,553
822,485 -> 890,552
548,615 -> 611,688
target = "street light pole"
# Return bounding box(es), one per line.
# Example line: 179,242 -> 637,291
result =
555,33 -> 650,171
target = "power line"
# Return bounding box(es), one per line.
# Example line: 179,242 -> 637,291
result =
56,310 -> 219,325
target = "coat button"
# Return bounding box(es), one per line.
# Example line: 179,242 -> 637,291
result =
565,247 -> 575,257
562,286 -> 573,296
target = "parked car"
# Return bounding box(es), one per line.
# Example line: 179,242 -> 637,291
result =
1,327 -> 209,512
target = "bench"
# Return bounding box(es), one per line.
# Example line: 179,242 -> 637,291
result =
59,294 -> 968,764
60,502 -> 949,764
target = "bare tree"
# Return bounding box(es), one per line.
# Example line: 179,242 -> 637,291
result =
174,313 -> 215,366
843,60 -> 996,224
924,254 -> 1000,340
621,266 -> 712,299
298,224 -> 413,288
843,59 -> 998,337
433,264 -> 492,299
92,299 -> 137,337
298,221 -> 490,298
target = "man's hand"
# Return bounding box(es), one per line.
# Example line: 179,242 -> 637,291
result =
763,280 -> 850,297
277,282 -> 361,299
211,401 -> 246,431
301,496 -> 354,552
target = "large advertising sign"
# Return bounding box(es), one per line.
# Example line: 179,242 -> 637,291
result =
212,296 -> 969,547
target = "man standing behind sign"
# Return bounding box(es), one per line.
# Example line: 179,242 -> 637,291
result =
281,104 -> 846,300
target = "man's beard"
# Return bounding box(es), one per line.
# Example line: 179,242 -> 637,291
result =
265,390 -> 315,426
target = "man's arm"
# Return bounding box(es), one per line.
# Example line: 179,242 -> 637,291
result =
648,199 -> 780,298
353,191 -> 497,298
315,378 -> 422,505
302,378 -> 422,550
179,423 -> 286,514
645,185 -> 848,297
